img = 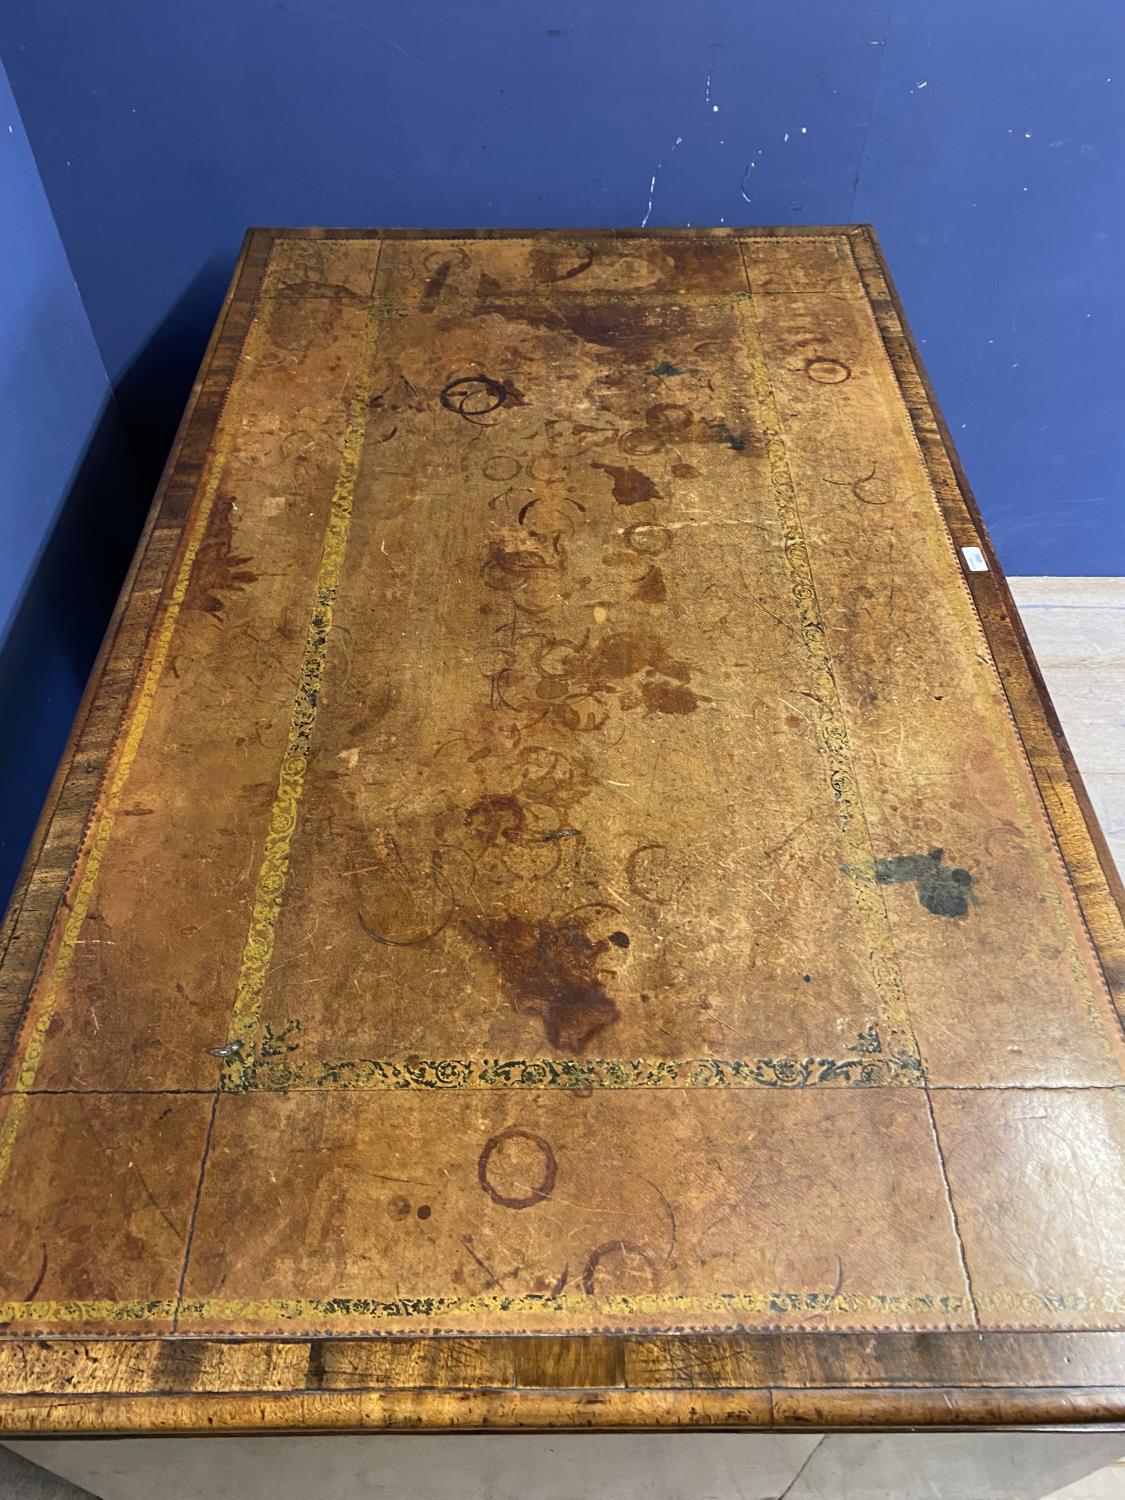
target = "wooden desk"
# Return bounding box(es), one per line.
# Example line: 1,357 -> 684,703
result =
1,227 -> 1122,1434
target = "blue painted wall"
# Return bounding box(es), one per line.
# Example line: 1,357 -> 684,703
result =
0,60 -> 140,901
2,0 -> 1122,574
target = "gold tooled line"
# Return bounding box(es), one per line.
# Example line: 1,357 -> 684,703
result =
240,1047 -> 923,1092
5,1287 -> 1124,1332
975,1289 -> 1125,1316
0,1299 -> 177,1325
735,258 -> 920,1064
0,252 -> 282,1188
0,1289 -> 973,1328
178,1289 -> 975,1324
221,250 -> 384,1085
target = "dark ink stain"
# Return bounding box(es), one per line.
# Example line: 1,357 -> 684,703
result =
440,374 -> 509,422
633,565 -> 667,604
647,360 -> 692,377
580,1239 -> 656,1294
185,499 -> 257,617
641,679 -> 699,716
671,461 -> 700,478
479,911 -> 621,1051
421,259 -> 452,305
709,419 -> 748,452
478,1126 -> 558,1209
608,930 -> 630,949
805,355 -> 852,384
416,1204 -> 432,1220
591,460 -> 661,507
865,848 -> 977,918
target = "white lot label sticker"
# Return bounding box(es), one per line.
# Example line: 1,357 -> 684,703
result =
961,546 -> 988,573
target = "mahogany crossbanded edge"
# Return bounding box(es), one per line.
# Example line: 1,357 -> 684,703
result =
0,1334 -> 1123,1435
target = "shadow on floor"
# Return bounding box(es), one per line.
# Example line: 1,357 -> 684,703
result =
0,1444 -> 95,1498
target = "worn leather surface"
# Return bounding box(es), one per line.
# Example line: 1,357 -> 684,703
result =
0,230 -> 1122,1340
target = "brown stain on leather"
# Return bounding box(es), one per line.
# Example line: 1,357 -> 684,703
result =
465,795 -> 526,846
528,245 -> 595,284
611,399 -> 759,460
503,629 -> 696,721
477,1126 -> 559,1209
641,679 -> 699,715
480,303 -> 620,348
633,566 -> 667,604
591,461 -> 661,507
553,305 -> 636,349
484,302 -> 697,355
421,260 -> 452,307
478,912 -> 621,1052
584,630 -> 691,685
184,499 -> 257,617
482,534 -> 554,590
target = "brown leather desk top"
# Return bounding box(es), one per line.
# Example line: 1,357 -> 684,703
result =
1,227 -> 1123,1435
